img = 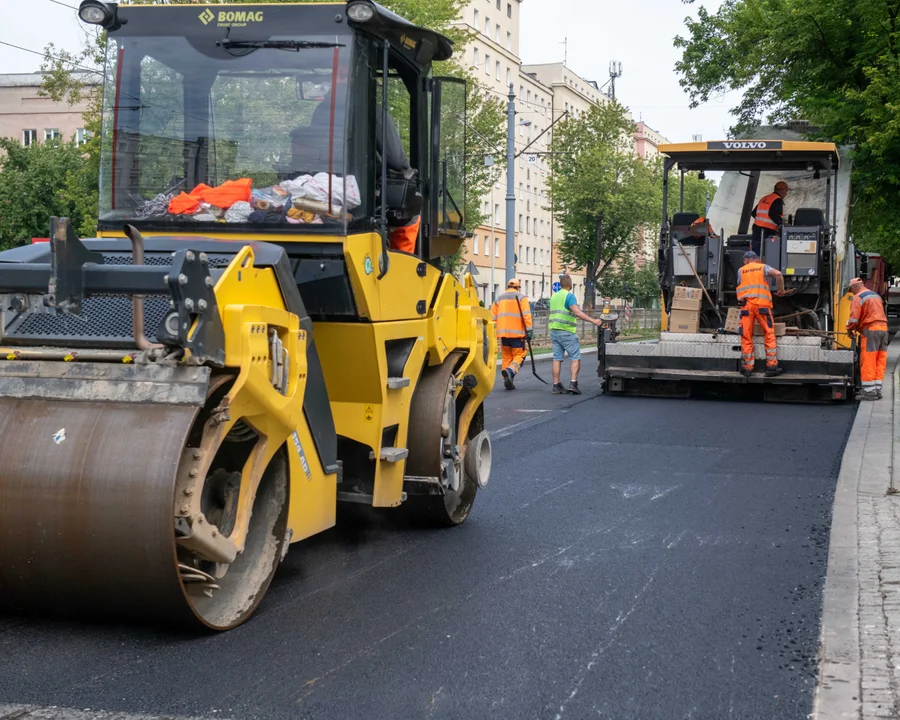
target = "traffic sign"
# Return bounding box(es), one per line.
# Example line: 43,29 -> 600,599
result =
526,154 -> 538,165
552,281 -> 561,293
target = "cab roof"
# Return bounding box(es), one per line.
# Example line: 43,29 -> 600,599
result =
659,140 -> 840,172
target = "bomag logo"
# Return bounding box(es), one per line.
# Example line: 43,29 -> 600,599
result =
722,141 -> 769,150
199,8 -> 265,27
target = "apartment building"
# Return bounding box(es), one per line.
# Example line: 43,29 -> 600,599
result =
0,73 -> 93,147
634,121 -> 668,160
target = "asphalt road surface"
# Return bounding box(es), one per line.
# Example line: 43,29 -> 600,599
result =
0,362 -> 857,720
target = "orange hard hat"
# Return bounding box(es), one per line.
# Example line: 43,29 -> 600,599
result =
508,278 -> 521,289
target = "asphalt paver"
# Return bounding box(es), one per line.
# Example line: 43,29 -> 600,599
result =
0,367 -> 856,719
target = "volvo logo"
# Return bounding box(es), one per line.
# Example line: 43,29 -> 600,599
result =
708,140 -> 783,151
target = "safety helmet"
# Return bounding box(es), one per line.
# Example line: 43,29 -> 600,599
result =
507,278 -> 521,289
775,181 -> 790,192
743,251 -> 759,260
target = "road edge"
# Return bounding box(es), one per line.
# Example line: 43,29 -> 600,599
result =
813,344 -> 900,720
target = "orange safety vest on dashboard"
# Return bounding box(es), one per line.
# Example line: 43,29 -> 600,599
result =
753,193 -> 781,231
737,262 -> 773,308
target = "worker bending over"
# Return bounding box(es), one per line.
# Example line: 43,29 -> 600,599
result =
751,181 -> 790,257
847,277 -> 889,401
492,279 -> 533,390
689,216 -> 719,239
737,251 -> 786,378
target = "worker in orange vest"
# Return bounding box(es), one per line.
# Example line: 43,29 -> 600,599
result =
737,250 -> 786,378
847,277 -> 889,400
751,181 -> 790,256
491,278 -> 533,390
689,216 -> 719,239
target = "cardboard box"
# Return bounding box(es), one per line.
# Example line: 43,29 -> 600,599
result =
673,286 -> 704,301
669,309 -> 700,334
725,307 -> 741,333
754,322 -> 786,337
671,295 -> 702,312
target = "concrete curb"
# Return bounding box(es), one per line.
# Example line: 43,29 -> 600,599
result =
814,344 -> 900,719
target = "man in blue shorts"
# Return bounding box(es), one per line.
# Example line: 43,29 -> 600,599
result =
548,274 -> 604,395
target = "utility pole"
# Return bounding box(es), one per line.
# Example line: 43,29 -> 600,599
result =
608,61 -> 623,101
561,37 -> 567,65
505,83 -> 516,285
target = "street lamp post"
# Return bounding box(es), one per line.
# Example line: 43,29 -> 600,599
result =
505,84 -> 516,286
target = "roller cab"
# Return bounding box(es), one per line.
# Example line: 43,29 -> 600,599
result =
0,1 -> 496,630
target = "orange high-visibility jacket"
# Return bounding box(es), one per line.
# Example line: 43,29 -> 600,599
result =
848,290 -> 888,331
753,193 -> 781,231
492,291 -> 533,339
690,216 -> 718,238
737,262 -> 774,308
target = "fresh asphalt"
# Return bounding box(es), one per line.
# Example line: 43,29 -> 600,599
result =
0,361 -> 857,720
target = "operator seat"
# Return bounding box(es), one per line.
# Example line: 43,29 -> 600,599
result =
794,208 -> 825,228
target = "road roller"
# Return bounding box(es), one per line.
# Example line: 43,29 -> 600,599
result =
0,0 -> 496,630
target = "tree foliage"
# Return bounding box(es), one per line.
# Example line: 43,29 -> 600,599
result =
674,0 -> 900,263
0,138 -> 97,247
596,262 -> 660,306
547,101 -> 661,308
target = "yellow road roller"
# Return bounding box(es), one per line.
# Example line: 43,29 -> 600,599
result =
0,0 -> 496,630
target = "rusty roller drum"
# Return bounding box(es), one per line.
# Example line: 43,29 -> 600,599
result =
0,394 -> 288,630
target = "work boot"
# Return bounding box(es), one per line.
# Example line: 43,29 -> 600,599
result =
765,366 -> 784,378
552,383 -> 566,395
568,381 -> 582,395
740,368 -> 753,378
502,369 -> 516,391
878,389 -> 884,399
857,391 -> 878,402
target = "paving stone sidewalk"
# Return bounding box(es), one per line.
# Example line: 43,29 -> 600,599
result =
815,344 -> 900,719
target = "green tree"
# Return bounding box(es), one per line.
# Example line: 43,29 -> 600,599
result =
674,0 -> 900,263
547,102 -> 661,308
0,138 -> 97,247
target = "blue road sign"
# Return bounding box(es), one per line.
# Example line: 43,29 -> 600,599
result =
552,281 -> 561,293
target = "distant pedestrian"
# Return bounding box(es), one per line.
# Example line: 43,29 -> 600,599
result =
847,277 -> 889,400
549,274 -> 603,395
492,278 -> 532,391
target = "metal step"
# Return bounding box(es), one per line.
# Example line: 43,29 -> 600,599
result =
387,377 -> 410,390
369,447 -> 409,463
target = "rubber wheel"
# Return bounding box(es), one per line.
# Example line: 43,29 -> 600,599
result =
405,355 -> 478,527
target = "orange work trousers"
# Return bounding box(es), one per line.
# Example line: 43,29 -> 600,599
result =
859,324 -> 889,395
500,339 -> 527,376
740,302 -> 778,371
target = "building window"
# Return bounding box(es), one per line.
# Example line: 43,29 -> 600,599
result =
485,237 -> 491,256
525,247 -> 531,264
526,217 -> 531,234
485,17 -> 490,36
76,128 -> 91,145
473,8 -> 479,27
484,55 -> 490,75
494,203 -> 500,225
527,90 -> 532,106
496,61 -> 500,80
473,47 -> 479,67
518,182 -> 523,199
496,241 -> 500,258
22,129 -> 37,146
518,215 -> 523,232
483,201 -> 489,216
517,244 -> 522,263
506,68 -> 511,86
506,32 -> 512,51
508,3 -> 512,17
540,249 -> 545,266
44,128 -> 60,141
473,235 -> 479,255
496,0 -> 501,9
495,24 -> 500,43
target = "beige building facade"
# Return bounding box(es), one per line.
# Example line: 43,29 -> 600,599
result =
0,73 -> 92,147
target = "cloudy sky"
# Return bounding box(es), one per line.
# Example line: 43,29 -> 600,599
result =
1,0 -> 738,142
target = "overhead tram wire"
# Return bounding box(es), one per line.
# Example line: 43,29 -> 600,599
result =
44,0 -> 79,9
0,40 -> 102,77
